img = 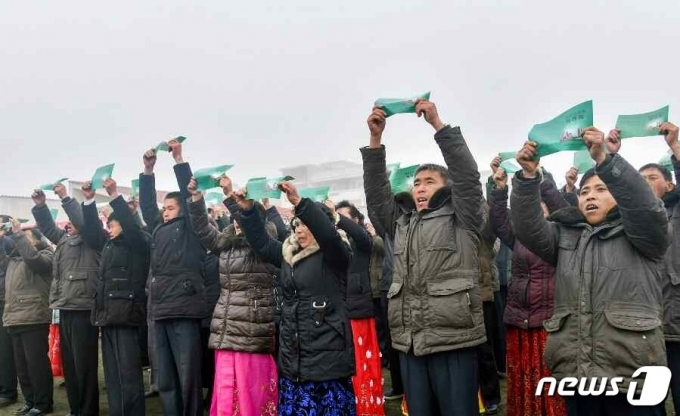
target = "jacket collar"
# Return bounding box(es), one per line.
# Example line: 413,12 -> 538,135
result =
282,229 -> 349,267
663,190 -> 680,218
549,205 -> 622,231
395,186 -> 452,215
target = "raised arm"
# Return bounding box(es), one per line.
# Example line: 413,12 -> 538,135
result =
540,177 -> 570,213
53,183 -> 85,232
240,205 -> 284,268
106,178 -> 149,252
188,195 -> 223,255
336,214 -> 373,254
265,204 -> 290,242
12,230 -> 53,275
360,106 -> 402,240
0,237 -> 11,272
31,190 -> 65,245
489,186 -> 515,249
510,142 -> 561,266
586,126 -> 669,261
78,182 -> 108,252
140,149 -> 160,232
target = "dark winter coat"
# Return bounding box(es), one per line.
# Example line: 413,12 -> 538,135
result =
80,195 -> 150,327
140,163 -> 208,320
511,154 -> 670,393
362,125 -> 486,356
240,197 -> 355,382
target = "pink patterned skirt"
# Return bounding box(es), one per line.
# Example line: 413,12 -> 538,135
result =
210,350 -> 278,416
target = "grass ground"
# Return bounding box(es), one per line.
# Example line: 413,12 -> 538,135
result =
0,357 -> 675,415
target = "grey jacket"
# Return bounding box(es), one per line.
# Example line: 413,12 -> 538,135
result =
510,154 -> 670,393
33,198 -> 100,311
1,233 -> 53,327
663,156 -> 680,341
361,125 -> 486,356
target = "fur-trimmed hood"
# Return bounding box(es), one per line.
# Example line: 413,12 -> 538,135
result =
282,229 -> 349,266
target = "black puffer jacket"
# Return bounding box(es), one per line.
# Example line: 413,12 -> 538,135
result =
662,156 -> 680,342
33,197 -> 100,311
80,195 -> 150,327
336,215 -> 373,319
190,196 -> 278,353
240,198 -> 355,382
140,163 -> 208,320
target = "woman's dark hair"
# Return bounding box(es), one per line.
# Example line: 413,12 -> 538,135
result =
335,200 -> 364,226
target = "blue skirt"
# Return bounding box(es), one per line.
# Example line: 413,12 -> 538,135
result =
278,377 -> 357,416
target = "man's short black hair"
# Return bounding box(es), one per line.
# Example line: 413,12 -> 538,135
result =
106,212 -> 118,225
335,200 -> 364,226
415,164 -> 452,186
639,163 -> 673,183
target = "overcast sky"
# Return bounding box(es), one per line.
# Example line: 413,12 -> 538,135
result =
1,0 -> 679,196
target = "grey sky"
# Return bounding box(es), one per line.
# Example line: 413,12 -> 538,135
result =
1,0 -> 679,196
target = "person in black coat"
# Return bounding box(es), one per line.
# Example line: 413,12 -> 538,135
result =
139,138 -> 208,416
79,178 -> 150,416
236,181 -> 357,415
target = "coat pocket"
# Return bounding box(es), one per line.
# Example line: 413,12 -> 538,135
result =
387,282 -> 404,330
542,310 -> 572,373
306,299 -> 346,351
102,290 -> 136,326
601,304 -> 666,374
63,270 -> 97,299
426,275 -> 474,329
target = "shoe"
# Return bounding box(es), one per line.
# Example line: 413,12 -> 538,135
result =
383,390 -> 403,401
26,408 -> 51,416
497,371 -> 507,379
14,405 -> 33,415
484,404 -> 500,415
0,397 -> 18,408
144,390 -> 159,399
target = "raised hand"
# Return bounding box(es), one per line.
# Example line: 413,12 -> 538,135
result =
660,122 -> 680,160
187,177 -> 202,202
516,141 -> 540,178
582,127 -> 607,165
169,138 -> 183,164
368,107 -> 387,148
81,181 -> 96,201
324,199 -> 337,219
280,182 -> 301,206
143,149 -> 157,175
565,167 -> 578,193
11,218 -> 21,234
414,99 -> 445,131
31,189 -> 46,206
493,167 -> 508,189
232,189 -> 254,211
261,197 -> 271,210
490,156 -> 501,174
103,178 -> 118,199
606,129 -> 621,154
219,176 -> 233,197
54,183 -> 69,200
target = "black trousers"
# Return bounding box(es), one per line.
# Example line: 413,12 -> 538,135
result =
101,326 -> 145,416
60,310 -> 100,416
381,292 -> 403,394
666,341 -> 680,415
147,316 -> 158,392
0,319 -> 17,400
493,286 -> 507,373
400,347 -> 478,416
478,301 -> 501,406
564,395 -> 666,416
373,297 -> 388,366
10,325 -> 52,411
155,318 -> 203,416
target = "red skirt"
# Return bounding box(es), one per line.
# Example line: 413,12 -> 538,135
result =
350,318 -> 385,416
506,326 -> 566,416
48,324 -> 63,377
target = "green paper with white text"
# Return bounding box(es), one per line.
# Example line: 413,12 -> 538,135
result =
528,101 -> 593,157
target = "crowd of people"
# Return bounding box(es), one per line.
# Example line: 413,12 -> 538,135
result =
0,97 -> 678,416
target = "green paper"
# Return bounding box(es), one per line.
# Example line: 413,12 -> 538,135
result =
194,165 -> 234,192
246,176 -> 295,200
154,136 -> 187,154
615,106 -> 669,139
386,163 -> 401,177
50,209 -> 59,221
205,192 -> 224,207
91,163 -> 115,190
499,159 -> 521,174
390,165 -> 419,193
375,92 -> 431,117
299,186 -> 331,202
498,152 -> 516,162
528,100 -> 593,157
131,179 -> 140,199
0,223 -> 10,231
573,150 -> 595,174
40,177 -> 69,191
